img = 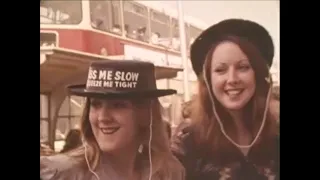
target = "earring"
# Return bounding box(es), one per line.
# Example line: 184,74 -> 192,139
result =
138,144 -> 143,153
265,76 -> 271,84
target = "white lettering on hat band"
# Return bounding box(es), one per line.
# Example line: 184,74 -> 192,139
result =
86,69 -> 140,89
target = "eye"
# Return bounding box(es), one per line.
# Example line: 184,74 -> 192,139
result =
90,99 -> 102,108
214,66 -> 227,73
111,101 -> 131,109
238,64 -> 251,71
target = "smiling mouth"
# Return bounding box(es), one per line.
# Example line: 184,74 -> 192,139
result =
100,127 -> 120,135
225,89 -> 244,98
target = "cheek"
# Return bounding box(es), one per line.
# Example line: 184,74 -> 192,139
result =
247,82 -> 256,96
125,121 -> 139,138
135,109 -> 149,127
88,110 -> 101,140
210,76 -> 225,95
243,71 -> 256,94
116,112 -> 139,136
88,109 -> 98,126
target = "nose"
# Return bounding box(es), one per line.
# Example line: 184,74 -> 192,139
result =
227,68 -> 240,85
97,104 -> 113,122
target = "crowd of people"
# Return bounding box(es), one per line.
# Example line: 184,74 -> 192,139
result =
40,18 -> 279,180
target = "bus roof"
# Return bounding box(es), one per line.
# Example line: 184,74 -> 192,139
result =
136,1 -> 209,30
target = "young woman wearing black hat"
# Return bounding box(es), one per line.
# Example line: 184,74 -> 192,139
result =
171,19 -> 279,180
40,60 -> 185,180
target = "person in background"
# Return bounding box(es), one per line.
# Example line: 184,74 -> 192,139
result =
112,24 -> 122,35
171,19 -> 279,180
40,143 -> 55,156
164,121 -> 172,139
150,32 -> 161,45
60,129 -> 82,153
172,100 -> 193,137
40,60 -> 184,180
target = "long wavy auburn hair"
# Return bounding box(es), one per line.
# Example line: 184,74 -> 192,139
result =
66,98 -> 185,179
190,36 -> 279,166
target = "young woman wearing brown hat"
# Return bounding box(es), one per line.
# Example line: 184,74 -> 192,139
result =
40,60 -> 184,180
171,19 -> 279,180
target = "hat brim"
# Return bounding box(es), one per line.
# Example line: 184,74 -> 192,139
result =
67,84 -> 176,99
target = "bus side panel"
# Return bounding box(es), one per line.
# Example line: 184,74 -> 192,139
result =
83,31 -> 124,56
41,29 -> 86,52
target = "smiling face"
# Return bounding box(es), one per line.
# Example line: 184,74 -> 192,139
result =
89,98 -> 140,152
210,41 -> 256,111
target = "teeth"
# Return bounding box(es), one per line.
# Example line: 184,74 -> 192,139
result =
227,90 -> 241,95
101,128 -> 119,134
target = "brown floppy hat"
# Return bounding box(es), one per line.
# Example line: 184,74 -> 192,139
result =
67,60 -> 176,98
190,18 -> 274,76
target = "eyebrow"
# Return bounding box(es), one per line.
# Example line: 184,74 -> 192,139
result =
238,59 -> 250,63
213,59 -> 249,66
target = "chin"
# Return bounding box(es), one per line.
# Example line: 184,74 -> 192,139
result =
98,143 -> 118,153
223,103 -> 246,111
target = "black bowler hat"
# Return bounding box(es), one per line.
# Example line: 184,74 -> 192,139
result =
190,18 -> 274,76
67,60 -> 176,98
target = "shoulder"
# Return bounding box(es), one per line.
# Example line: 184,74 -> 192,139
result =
171,121 -> 194,155
140,159 -> 185,180
40,154 -> 83,180
171,121 -> 201,172
168,165 -> 185,180
269,135 -> 279,152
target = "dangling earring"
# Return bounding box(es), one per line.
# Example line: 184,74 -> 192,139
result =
265,75 -> 272,84
138,144 -> 143,153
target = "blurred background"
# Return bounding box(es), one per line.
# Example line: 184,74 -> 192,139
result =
40,0 -> 279,153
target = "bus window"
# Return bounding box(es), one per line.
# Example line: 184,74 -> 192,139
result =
170,18 -> 180,50
40,94 -> 49,143
149,9 -> 170,48
170,19 -> 188,51
40,120 -> 49,142
69,96 -> 83,129
55,117 -> 69,152
189,25 -> 202,47
89,0 -> 122,35
40,1 -> 82,24
185,24 -> 191,49
40,32 -> 57,47
55,96 -> 83,151
123,1 -> 149,42
56,97 -> 71,141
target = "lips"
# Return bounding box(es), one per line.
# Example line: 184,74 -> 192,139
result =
225,89 -> 244,98
100,127 -> 120,135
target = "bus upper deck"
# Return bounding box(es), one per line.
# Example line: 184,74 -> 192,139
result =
40,0 -> 207,53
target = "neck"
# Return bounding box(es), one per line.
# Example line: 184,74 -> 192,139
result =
229,110 -> 248,136
100,145 -> 139,178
